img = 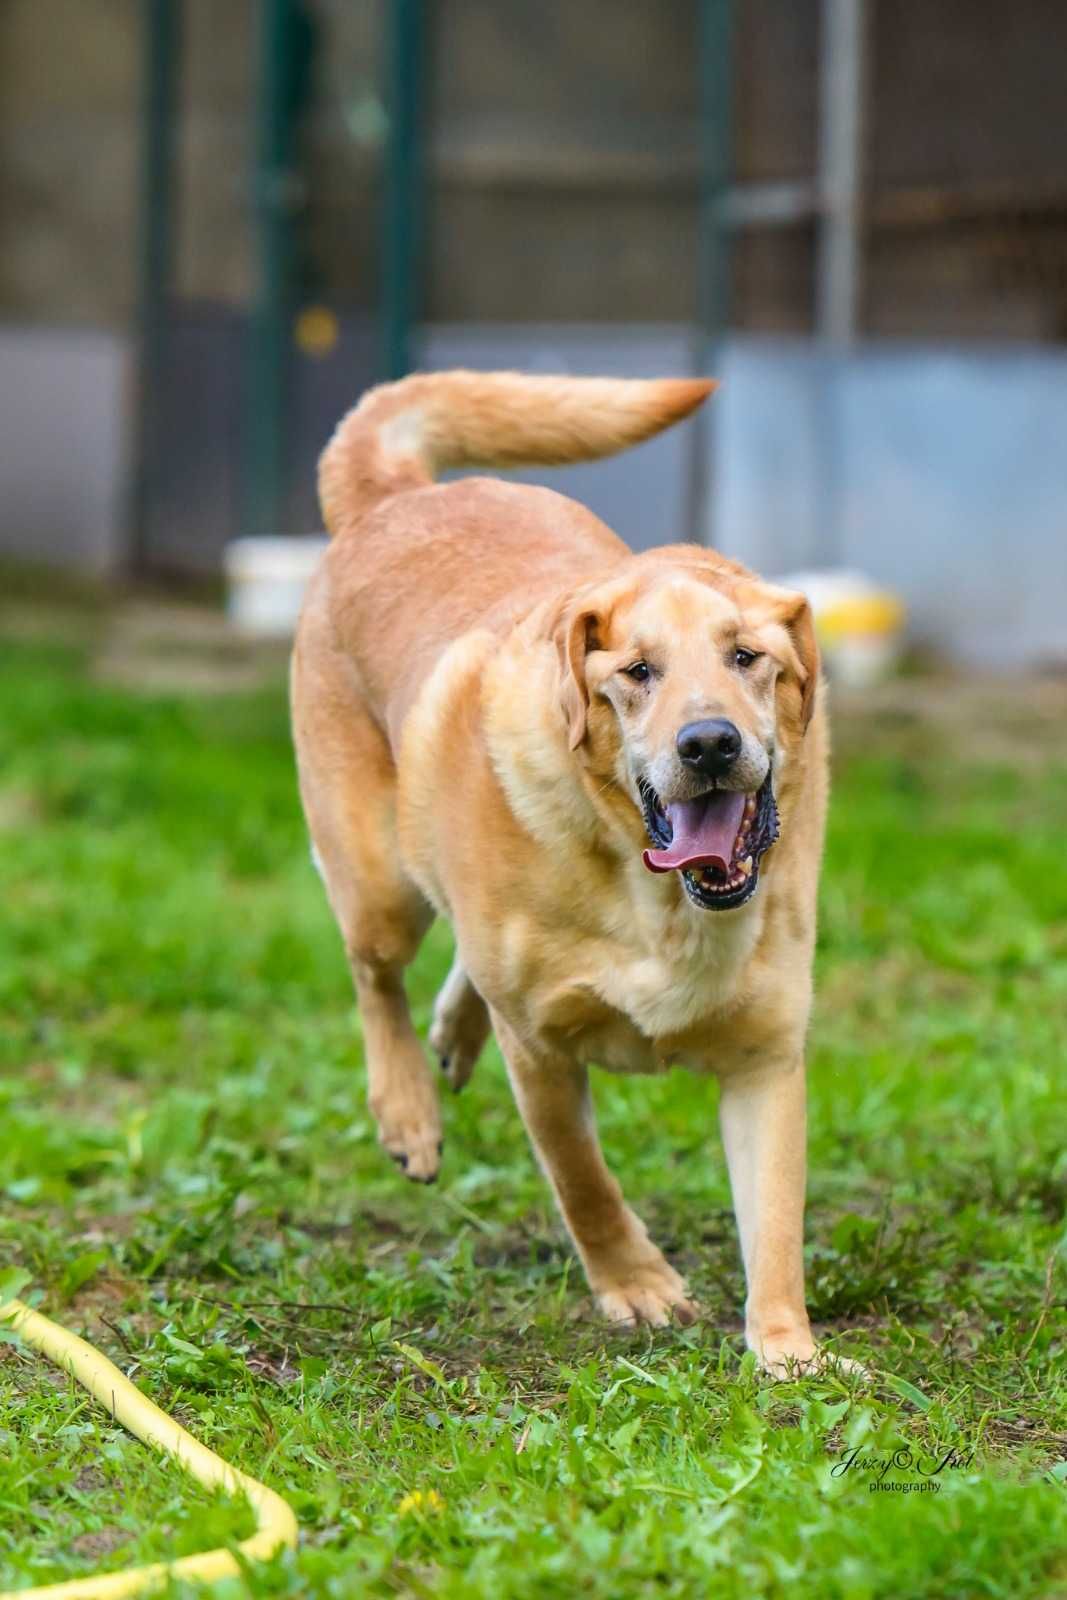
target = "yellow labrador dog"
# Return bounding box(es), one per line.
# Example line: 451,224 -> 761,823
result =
292,371 -> 832,1374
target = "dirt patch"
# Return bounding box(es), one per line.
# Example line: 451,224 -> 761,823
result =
91,603 -> 290,694
831,671 -> 1067,767
70,1527 -> 132,1561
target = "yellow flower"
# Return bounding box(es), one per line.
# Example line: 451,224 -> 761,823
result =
397,1488 -> 444,1517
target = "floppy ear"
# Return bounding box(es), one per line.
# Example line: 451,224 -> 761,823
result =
554,605 -> 600,750
743,581 -> 820,734
775,589 -> 820,733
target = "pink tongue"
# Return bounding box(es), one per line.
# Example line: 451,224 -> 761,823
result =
643,789 -> 747,874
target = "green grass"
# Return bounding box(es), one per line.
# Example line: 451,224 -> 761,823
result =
0,626 -> 1064,1599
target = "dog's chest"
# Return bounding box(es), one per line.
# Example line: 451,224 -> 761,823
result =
535,905 -> 761,1070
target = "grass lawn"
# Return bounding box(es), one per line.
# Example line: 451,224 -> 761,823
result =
0,613 -> 1065,1598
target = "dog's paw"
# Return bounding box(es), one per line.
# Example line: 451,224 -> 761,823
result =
428,1004 -> 488,1094
383,1132 -> 443,1184
371,1090 -> 443,1184
593,1259 -> 699,1329
750,1332 -> 867,1381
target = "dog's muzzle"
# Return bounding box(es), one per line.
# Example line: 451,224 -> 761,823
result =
638,772 -> 780,911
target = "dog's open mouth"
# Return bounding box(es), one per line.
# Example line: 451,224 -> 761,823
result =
637,773 -> 780,910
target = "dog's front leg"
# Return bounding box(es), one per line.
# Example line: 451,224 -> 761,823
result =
496,1016 -> 697,1327
718,1058 -> 817,1375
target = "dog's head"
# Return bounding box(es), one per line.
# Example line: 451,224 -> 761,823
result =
554,556 -> 818,911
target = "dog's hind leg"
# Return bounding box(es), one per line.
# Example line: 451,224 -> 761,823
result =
429,955 -> 490,1092
292,649 -> 442,1182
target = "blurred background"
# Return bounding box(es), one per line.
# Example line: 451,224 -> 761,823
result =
2,0 -> 1067,668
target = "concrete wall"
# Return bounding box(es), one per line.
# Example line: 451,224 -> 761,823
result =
713,340 -> 1067,668
0,327 -> 132,574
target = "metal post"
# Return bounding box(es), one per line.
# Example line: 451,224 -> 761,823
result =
688,0 -> 735,544
244,0 -> 300,537
817,0 -> 867,342
380,0 -> 424,380
130,0 -> 181,571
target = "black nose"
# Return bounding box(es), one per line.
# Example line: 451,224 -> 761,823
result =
676,718 -> 743,777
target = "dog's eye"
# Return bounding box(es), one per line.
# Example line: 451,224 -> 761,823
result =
734,648 -> 761,669
623,660 -> 651,683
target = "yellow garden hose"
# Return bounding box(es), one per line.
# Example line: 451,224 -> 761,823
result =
0,1297 -> 299,1599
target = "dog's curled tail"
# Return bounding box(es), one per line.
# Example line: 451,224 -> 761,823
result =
318,369 -> 715,535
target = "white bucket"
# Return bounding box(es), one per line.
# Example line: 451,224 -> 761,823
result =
224,536 -> 329,637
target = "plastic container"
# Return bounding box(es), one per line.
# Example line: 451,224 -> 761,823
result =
777,570 -> 906,688
224,536 -> 329,637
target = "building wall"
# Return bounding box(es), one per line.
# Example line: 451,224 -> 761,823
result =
0,326 -> 131,572
6,0 -> 1064,338
713,339 -> 1067,668
0,0 -> 139,326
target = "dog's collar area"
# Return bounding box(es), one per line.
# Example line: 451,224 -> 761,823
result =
637,772 -> 779,911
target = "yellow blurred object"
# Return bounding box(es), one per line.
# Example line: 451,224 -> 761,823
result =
397,1489 -> 445,1518
816,593 -> 906,643
294,304 -> 339,358
779,570 -> 907,687
0,1297 -> 299,1600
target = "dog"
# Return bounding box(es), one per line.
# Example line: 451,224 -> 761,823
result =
291,370 -> 836,1375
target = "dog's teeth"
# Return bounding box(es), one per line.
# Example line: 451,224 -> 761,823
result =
739,858 -> 752,878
